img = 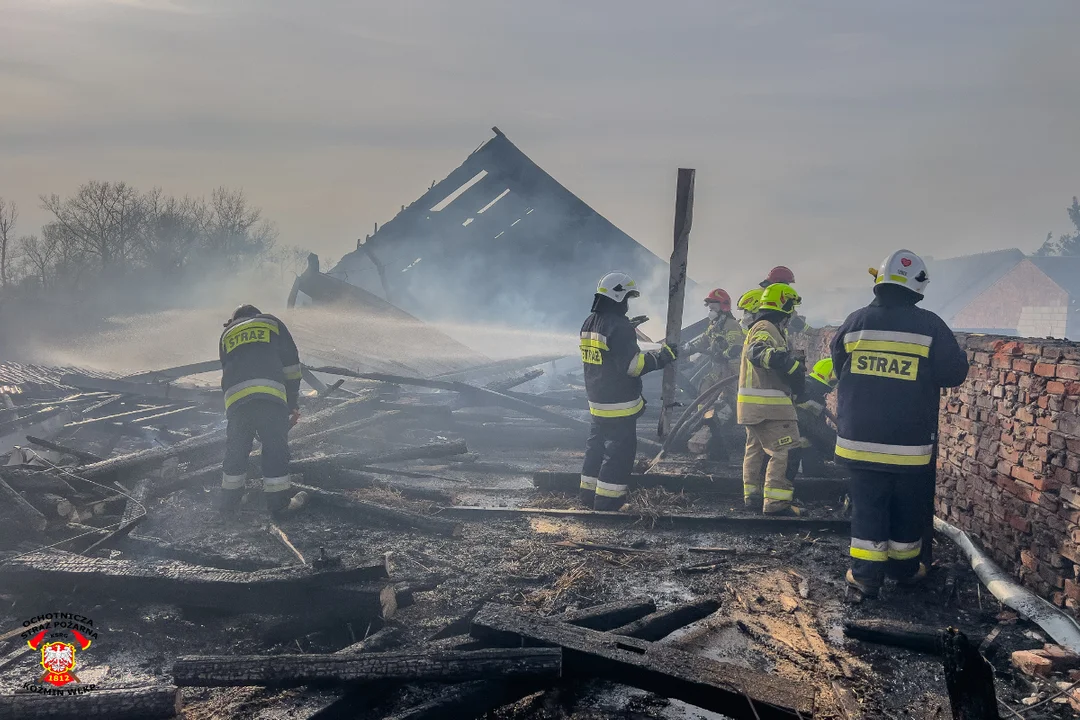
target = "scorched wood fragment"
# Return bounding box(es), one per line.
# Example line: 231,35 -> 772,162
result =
560,596 -> 658,630
172,647 -> 562,687
293,482 -> 463,537
843,619 -> 985,656
470,603 -> 814,720
385,679 -> 551,720
941,628 -> 1000,720
0,550 -> 395,618
0,476 -> 48,532
611,598 -> 721,641
0,684 -> 182,719
534,471 -> 847,500
76,427 -> 226,484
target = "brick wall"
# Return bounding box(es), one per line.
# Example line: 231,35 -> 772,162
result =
800,326 -> 1080,616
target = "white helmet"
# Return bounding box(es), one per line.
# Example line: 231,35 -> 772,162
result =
873,249 -> 929,295
596,272 -> 640,303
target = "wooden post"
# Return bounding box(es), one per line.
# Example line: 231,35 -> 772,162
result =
940,627 -> 1000,720
658,168 -> 695,438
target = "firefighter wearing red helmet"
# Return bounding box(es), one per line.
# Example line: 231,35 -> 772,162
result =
683,289 -> 745,460
759,266 -> 812,338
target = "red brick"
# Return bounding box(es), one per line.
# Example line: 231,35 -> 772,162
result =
1059,364 -> 1080,380
1021,549 -> 1039,570
1035,362 -> 1058,377
1011,465 -> 1041,487
1008,514 -> 1032,533
1012,650 -> 1054,677
1047,380 -> 1067,395
1013,358 -> 1034,373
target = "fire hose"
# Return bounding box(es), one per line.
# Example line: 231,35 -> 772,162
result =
644,375 -> 737,473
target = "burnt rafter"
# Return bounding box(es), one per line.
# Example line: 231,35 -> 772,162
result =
332,128 -> 700,330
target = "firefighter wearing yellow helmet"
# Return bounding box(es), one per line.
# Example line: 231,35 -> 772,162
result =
579,272 -> 679,511
737,282 -> 806,515
832,249 -> 969,598
737,288 -> 764,330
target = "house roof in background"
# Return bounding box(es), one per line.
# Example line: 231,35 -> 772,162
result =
1029,256 -> 1080,299
922,248 -> 1026,322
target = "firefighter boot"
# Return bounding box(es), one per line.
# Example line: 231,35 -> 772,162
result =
218,488 -> 243,517
845,569 -> 880,600
265,489 -> 293,519
579,475 -> 598,508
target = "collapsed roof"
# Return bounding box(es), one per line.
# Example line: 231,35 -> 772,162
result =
331,128 -> 700,331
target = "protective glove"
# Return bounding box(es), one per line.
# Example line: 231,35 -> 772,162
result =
657,343 -> 679,368
289,409 -> 301,428
630,315 -> 649,328
786,364 -> 806,398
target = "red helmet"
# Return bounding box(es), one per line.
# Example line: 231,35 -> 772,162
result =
704,288 -> 731,313
765,266 -> 795,285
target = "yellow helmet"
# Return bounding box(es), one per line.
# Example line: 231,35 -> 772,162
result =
737,288 -> 764,313
809,358 -> 836,387
758,283 -> 801,315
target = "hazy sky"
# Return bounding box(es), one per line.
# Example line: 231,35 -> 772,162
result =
2,0 -> 1079,302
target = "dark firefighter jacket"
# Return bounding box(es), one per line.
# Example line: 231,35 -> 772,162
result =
830,294 -> 968,472
219,313 -> 302,415
581,308 -> 671,419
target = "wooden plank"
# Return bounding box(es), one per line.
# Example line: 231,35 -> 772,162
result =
172,647 -> 562,688
611,599 -> 721,641
25,435 -> 104,464
941,628 -> 999,720
0,476 -> 48,532
438,506 -> 849,534
292,482 -> 463,538
658,167 -> 694,438
0,684 -> 182,719
471,603 -> 814,719
560,596 -> 657,631
0,550 -> 395,618
122,359 -> 221,382
533,471 -> 847,500
60,374 -> 219,403
843,619 -> 984,656
385,680 -> 549,720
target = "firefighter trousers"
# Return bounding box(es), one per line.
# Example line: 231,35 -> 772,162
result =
742,419 -> 800,513
848,467 -> 933,589
581,416 -> 637,511
221,399 -> 292,514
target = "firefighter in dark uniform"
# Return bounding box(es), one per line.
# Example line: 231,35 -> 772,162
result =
580,272 -> 678,511
791,358 -> 838,477
831,249 -> 969,597
219,304 -> 303,517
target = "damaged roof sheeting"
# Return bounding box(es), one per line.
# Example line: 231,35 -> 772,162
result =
331,127 -> 701,331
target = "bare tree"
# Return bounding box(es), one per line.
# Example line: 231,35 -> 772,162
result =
19,233 -> 59,289
0,198 -> 18,288
40,181 -> 145,273
204,187 -> 277,265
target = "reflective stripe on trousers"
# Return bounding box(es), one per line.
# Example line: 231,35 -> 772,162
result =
579,475 -> 598,491
835,436 -> 933,466
595,481 -> 627,499
221,473 -> 246,490
850,538 -> 889,562
263,475 -> 292,493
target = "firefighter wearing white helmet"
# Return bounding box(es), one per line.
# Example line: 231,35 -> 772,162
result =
831,249 -> 968,598
580,271 -> 679,511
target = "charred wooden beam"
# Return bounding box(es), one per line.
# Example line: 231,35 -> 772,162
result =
172,647 -> 562,688
0,550 -> 395,618
60,374 -> 219,404
844,619 -> 984,656
122,359 -> 221,382
560,596 -> 658,631
385,679 -> 550,720
292,482 -> 462,538
25,435 -> 104,464
289,410 -> 403,449
658,167 -> 694,438
533,471 -> 847,501
319,470 -> 454,504
78,512 -> 146,556
484,369 -> 544,393
471,603 -> 814,719
0,476 -> 47,532
0,468 -> 80,496
439,506 -> 849,534
0,684 -> 182,719
610,599 -> 721,641
76,427 -> 226,484
941,628 -> 1000,720
335,625 -> 404,654
290,391 -> 380,439
116,533 -> 280,571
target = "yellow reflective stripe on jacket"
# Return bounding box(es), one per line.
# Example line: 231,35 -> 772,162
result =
588,397 -> 644,418
627,353 -> 647,378
835,437 -> 933,466
737,388 -> 793,406
580,338 -> 610,351
282,363 -> 303,381
888,539 -> 922,560
843,329 -> 932,358
850,538 -> 889,562
224,379 -> 288,409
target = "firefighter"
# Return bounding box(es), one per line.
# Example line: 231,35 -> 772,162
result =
580,272 -> 678,511
758,266 -> 811,337
738,283 -> 806,516
737,288 -> 764,330
218,304 -> 303,517
792,358 -> 839,477
831,249 -> 968,597
683,289 -> 745,459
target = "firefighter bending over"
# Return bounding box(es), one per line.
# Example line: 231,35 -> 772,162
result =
738,283 -> 806,516
832,250 -> 968,598
218,304 -> 303,517
580,272 -> 678,511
